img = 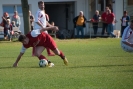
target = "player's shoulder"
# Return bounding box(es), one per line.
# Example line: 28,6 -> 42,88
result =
36,9 -> 41,13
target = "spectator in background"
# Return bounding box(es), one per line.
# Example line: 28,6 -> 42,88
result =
51,21 -> 54,26
91,10 -> 101,37
106,9 -> 116,37
107,4 -> 117,33
11,11 -> 21,29
5,19 -> 13,41
0,12 -> 10,40
101,7 -> 110,36
48,21 -> 55,34
11,21 -> 16,27
108,4 -> 113,13
120,11 -> 130,37
29,11 -> 35,31
73,11 -> 87,38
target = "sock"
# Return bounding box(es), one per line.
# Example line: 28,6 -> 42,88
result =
47,60 -> 51,64
38,55 -> 47,60
59,51 -> 65,59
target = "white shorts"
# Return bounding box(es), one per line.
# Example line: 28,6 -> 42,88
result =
121,42 -> 133,53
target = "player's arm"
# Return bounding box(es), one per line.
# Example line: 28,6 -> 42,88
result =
40,26 -> 59,33
13,52 -> 24,67
13,46 -> 27,67
36,22 -> 44,28
46,21 -> 53,27
122,41 -> 133,47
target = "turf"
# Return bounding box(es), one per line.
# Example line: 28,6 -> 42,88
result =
0,38 -> 133,89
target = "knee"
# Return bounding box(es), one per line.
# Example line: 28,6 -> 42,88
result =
34,52 -> 40,57
53,49 -> 60,55
55,51 -> 60,55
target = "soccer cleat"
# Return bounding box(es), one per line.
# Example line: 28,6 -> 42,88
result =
63,57 -> 68,66
48,63 -> 54,67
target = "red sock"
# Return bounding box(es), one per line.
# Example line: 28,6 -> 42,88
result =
59,51 -> 65,59
38,55 -> 47,60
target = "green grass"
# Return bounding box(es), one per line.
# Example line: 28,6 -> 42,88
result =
0,38 -> 133,89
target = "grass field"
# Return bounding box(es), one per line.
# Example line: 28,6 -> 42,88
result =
0,38 -> 133,89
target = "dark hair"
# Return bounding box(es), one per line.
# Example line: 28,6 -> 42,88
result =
124,11 -> 127,14
18,35 -> 26,42
38,1 -> 44,5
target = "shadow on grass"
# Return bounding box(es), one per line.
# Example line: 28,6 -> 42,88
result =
70,64 -> 133,68
0,40 -> 18,43
0,66 -> 40,69
0,66 -> 13,69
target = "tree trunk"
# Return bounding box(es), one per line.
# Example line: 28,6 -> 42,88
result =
21,0 -> 30,34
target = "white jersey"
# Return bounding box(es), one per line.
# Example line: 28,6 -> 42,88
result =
34,9 -> 48,34
121,26 -> 133,52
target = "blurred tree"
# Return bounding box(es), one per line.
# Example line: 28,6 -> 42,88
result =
21,0 -> 30,34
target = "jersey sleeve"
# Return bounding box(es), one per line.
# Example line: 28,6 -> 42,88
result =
20,45 -> 27,53
35,11 -> 41,23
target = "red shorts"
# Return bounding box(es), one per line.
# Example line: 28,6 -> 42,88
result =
43,34 -> 57,50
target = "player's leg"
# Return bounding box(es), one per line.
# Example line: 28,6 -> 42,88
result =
34,46 -> 45,60
34,46 -> 54,67
46,47 -> 55,56
52,48 -> 68,66
45,34 -> 68,65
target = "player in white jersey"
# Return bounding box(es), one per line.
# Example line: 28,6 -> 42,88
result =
34,1 -> 55,56
121,20 -> 133,52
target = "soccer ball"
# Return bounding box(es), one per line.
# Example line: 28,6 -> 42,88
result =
39,59 -> 48,67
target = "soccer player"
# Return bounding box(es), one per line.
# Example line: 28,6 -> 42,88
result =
13,26 -> 68,67
34,1 -> 55,56
121,20 -> 133,52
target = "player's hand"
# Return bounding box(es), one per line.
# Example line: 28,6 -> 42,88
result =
13,62 -> 18,67
53,26 -> 59,31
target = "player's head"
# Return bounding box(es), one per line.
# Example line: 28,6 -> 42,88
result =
18,35 -> 28,44
130,20 -> 133,30
38,1 -> 45,10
